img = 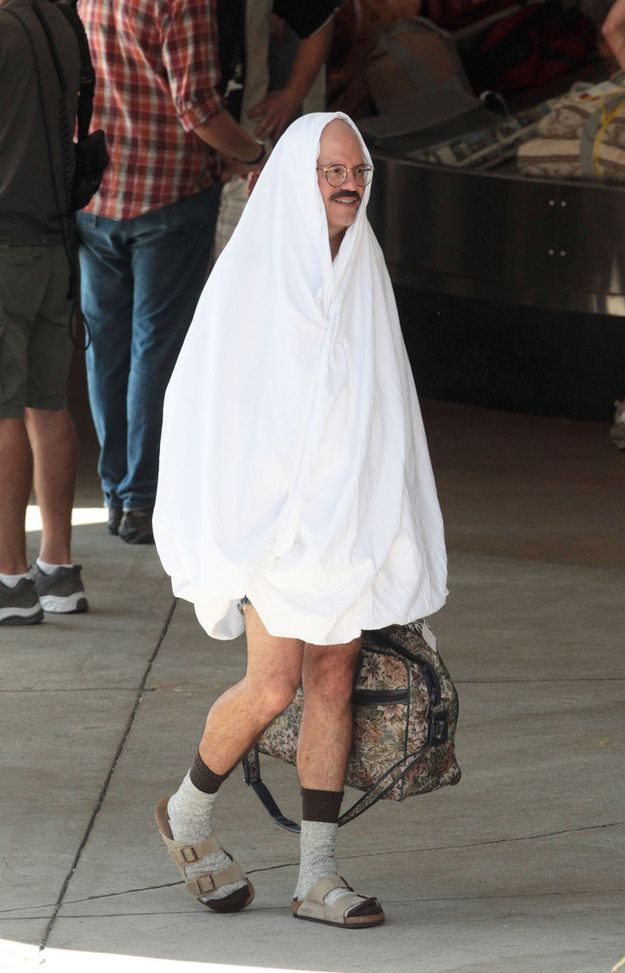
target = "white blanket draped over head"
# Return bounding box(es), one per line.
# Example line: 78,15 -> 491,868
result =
154,111 -> 447,645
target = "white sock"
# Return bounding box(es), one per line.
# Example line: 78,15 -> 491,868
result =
36,559 -> 72,573
167,773 -> 246,902
294,821 -> 352,905
0,572 -> 30,589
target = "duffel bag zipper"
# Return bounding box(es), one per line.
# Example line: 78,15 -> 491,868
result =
353,642 -> 451,746
351,687 -> 409,706
371,631 -> 442,707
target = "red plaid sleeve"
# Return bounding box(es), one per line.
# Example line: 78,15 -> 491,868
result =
160,0 -> 225,132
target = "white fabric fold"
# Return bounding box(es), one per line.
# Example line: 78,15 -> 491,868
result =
154,111 -> 447,645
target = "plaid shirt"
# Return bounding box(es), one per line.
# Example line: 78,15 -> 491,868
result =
79,0 -> 225,220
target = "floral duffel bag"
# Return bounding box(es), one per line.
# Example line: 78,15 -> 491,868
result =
242,620 -> 461,830
517,78 -> 625,181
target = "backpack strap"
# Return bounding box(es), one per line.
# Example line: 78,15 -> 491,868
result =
3,3 -> 73,227
37,0 -> 96,141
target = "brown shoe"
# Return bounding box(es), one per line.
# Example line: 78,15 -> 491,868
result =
609,400 -> 625,451
119,508 -> 154,544
107,507 -> 123,535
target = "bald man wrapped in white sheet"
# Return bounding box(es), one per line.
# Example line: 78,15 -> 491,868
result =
155,112 -> 446,644
153,113 -> 447,928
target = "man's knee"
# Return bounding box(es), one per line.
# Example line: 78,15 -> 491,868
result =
245,673 -> 300,722
24,407 -> 75,435
303,645 -> 360,708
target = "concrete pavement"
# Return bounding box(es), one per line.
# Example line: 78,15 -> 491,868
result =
1,401 -> 623,973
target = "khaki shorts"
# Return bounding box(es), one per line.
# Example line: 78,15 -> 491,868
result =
0,244 -> 74,418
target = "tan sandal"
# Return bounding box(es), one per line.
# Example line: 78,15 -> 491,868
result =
155,796 -> 254,913
292,874 -> 385,929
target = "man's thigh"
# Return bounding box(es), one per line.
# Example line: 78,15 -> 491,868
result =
27,247 -> 74,410
130,188 -> 221,345
76,213 -> 134,340
0,245 -> 59,418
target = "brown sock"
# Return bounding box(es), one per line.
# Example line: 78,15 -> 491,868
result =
301,787 -> 344,823
166,769 -> 246,903
294,788 -> 347,901
189,751 -> 231,794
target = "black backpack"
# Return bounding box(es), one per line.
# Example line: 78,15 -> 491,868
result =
34,0 -> 109,211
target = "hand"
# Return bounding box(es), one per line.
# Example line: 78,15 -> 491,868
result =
602,0 -> 625,69
220,156 -> 249,183
247,170 -> 261,195
248,88 -> 301,140
220,153 -> 266,185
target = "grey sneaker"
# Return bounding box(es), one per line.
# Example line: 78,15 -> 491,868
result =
33,565 -> 88,614
0,577 -> 44,625
119,508 -> 154,545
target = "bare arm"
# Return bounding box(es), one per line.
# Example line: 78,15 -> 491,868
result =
193,109 -> 265,166
248,16 -> 335,140
602,0 -> 625,69
160,3 -> 264,173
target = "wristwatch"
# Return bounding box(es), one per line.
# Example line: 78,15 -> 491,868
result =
245,141 -> 266,166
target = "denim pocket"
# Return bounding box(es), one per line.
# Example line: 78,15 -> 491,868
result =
0,245 -> 44,266
75,212 -> 98,235
159,187 -> 221,231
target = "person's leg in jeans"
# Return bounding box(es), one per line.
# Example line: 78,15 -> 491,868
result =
610,394 -> 625,450
77,213 -> 134,525
117,188 -> 220,541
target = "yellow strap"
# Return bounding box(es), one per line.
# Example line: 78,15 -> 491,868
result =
592,92 -> 625,177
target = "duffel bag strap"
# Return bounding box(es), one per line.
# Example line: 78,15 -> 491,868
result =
242,745 -> 426,832
241,748 -> 301,833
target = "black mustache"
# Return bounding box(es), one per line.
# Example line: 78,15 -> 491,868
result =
329,190 -> 361,202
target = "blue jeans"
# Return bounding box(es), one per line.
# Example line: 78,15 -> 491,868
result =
77,188 -> 220,510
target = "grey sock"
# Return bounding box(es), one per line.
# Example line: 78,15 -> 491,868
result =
294,820 -> 353,905
167,772 -> 246,902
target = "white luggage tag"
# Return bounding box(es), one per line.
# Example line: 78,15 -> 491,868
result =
421,620 -> 437,652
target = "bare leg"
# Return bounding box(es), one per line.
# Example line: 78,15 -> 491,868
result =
198,603 -> 304,773
297,636 -> 361,789
0,418 -> 32,574
163,604 -> 304,909
292,636 -> 385,924
24,408 -> 77,565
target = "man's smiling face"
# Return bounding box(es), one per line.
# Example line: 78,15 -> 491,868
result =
317,120 -> 366,249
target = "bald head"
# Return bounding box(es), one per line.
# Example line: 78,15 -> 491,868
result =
317,119 -> 368,258
319,119 -> 363,162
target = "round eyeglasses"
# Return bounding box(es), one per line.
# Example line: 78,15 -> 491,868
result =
316,164 -> 374,188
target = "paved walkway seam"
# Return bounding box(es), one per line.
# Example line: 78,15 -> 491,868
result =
39,598 -> 177,951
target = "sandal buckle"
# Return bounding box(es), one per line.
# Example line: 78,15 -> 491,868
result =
196,874 -> 216,893
181,847 -> 199,863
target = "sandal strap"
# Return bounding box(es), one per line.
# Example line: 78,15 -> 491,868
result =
185,860 -> 247,898
303,874 -> 356,905
295,874 -> 381,924
161,832 -> 223,866
155,796 -> 249,904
